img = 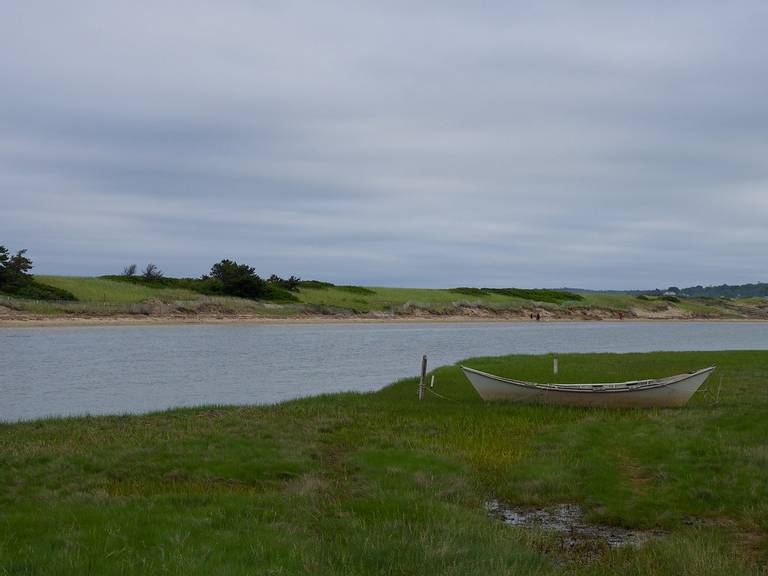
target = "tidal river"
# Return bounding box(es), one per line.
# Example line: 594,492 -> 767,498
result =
2,321 -> 767,421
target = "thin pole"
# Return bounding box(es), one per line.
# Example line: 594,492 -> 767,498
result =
419,354 -> 427,400
553,358 -> 558,375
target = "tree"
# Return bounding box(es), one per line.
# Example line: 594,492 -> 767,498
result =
143,263 -> 163,280
0,246 -> 9,288
7,249 -> 33,275
208,259 -> 266,298
0,246 -> 33,288
267,274 -> 301,291
122,264 -> 137,276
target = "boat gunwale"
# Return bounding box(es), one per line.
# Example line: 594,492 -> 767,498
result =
460,365 -> 716,394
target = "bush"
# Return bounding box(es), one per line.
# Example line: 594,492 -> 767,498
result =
483,288 -> 583,303
298,280 -> 335,290
101,275 -> 203,291
267,274 -> 301,291
142,263 -> 163,281
5,281 -> 77,301
658,295 -> 680,303
263,285 -> 300,302
205,260 -> 267,299
207,261 -> 299,302
450,287 -> 582,303
450,287 -> 490,297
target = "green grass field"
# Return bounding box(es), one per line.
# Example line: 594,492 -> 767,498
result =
6,275 -> 762,320
1,351 -> 766,574
34,276 -> 202,303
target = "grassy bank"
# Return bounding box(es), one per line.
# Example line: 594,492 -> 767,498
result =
34,276 -> 202,302
1,275 -> 767,321
1,351 -> 766,574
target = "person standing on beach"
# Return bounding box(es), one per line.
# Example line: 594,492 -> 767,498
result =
535,312 -> 541,321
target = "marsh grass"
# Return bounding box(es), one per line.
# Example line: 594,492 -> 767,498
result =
1,351 -> 766,574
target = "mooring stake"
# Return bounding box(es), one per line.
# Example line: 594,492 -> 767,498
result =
418,354 -> 427,400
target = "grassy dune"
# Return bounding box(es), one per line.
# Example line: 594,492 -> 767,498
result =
35,277 -> 567,311
1,351 -> 766,574
297,285 -> 535,311
0,275 -> 764,319
34,276 -> 202,302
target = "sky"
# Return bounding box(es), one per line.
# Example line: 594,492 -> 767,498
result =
1,1 -> 767,289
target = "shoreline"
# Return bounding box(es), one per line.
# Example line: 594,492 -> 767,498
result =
2,313 -> 767,328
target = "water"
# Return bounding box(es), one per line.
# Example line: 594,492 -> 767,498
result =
1,321 -> 767,421
486,500 -> 664,549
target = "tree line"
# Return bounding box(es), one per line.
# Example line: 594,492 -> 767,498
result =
647,283 -> 768,299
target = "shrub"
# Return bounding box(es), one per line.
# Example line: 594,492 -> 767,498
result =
449,287 -> 583,303
658,295 -> 680,303
450,287 -> 581,303
450,287 -> 490,297
336,285 -> 375,295
6,281 -> 77,301
267,274 -> 301,291
206,260 -> 267,299
142,263 -> 163,281
298,280 -> 335,290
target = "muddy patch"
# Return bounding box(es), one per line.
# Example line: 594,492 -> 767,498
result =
487,500 -> 664,549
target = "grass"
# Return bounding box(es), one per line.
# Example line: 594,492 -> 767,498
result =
34,276 -> 201,303
1,351 -> 766,574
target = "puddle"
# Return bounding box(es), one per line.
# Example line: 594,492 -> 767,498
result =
486,500 -> 664,549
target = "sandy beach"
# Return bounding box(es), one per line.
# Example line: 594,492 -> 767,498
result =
2,308 -> 766,328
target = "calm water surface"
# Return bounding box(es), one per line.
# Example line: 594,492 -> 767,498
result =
2,321 -> 767,421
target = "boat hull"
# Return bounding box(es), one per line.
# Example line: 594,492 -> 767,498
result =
461,366 -> 715,408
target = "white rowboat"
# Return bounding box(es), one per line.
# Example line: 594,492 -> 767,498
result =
461,366 -> 716,407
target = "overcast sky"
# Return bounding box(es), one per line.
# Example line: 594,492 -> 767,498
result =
1,1 -> 766,289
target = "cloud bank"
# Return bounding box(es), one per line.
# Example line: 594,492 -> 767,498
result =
1,1 -> 767,288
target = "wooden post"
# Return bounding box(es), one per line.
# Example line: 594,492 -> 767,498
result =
553,358 -> 558,375
418,355 -> 427,400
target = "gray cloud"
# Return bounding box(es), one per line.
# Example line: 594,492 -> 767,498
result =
1,0 -> 767,288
